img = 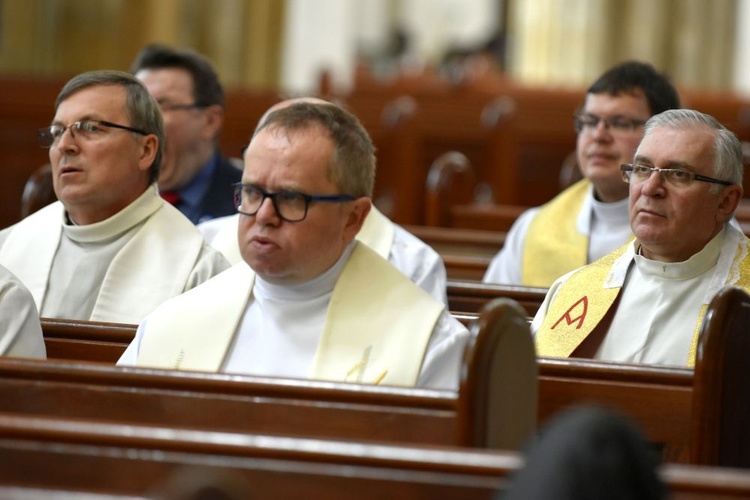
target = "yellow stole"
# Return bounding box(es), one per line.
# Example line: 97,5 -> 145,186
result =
137,242 -> 443,386
535,244 -> 627,359
522,180 -> 590,287
536,232 -> 750,367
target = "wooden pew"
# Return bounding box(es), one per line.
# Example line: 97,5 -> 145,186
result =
36,286 -> 749,467
403,223 -> 504,280
15,298 -> 538,453
42,318 -> 136,363
0,413 -> 749,499
41,312 -> 483,363
538,286 -> 750,468
338,82 -> 583,221
447,280 -> 546,316
538,357 -> 693,462
691,285 -> 750,467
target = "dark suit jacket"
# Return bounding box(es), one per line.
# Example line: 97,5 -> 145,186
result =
191,154 -> 243,224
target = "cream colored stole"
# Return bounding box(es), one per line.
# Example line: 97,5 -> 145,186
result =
522,180 -> 590,287
354,206 -> 395,260
0,203 -> 64,307
0,201 -> 205,323
138,242 -> 443,386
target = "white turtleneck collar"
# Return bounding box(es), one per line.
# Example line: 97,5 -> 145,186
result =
62,184 -> 162,244
253,240 -> 357,302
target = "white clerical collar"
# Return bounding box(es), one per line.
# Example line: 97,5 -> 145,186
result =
634,226 -> 726,280
62,184 -> 162,244
254,241 -> 357,302
577,184 -> 629,234
590,193 -> 629,226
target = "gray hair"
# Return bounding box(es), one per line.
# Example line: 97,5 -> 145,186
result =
55,70 -> 165,184
642,109 -> 743,192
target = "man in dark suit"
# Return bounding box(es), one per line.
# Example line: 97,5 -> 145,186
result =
131,44 -> 241,224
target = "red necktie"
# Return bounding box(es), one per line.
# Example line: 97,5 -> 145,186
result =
161,191 -> 181,205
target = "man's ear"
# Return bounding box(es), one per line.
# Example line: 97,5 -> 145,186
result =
343,197 -> 372,242
201,104 -> 224,140
718,184 -> 744,223
138,134 -> 159,173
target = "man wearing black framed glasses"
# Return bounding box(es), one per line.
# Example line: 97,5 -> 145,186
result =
198,97 -> 449,306
533,109 -> 746,367
131,43 -> 242,224
0,70 -> 229,324
484,61 -> 680,287
119,101 -> 468,390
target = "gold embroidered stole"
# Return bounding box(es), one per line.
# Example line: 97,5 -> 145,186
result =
354,206 -> 394,260
686,241 -> 750,367
537,231 -> 750,366
522,180 -> 590,287
535,244 -> 628,357
137,243 -> 443,386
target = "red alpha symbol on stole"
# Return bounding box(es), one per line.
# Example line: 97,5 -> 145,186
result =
551,296 -> 588,330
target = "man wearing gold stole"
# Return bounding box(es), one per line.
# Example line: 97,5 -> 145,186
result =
484,61 -> 680,287
533,109 -> 745,367
118,102 -> 469,389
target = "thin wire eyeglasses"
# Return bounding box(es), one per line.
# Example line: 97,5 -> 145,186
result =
574,113 -> 647,134
233,183 -> 358,222
620,163 -> 733,188
37,120 -> 149,148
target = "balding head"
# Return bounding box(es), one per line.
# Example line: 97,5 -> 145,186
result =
254,97 -> 332,136
248,99 -> 376,198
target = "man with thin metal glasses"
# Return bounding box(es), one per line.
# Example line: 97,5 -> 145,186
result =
533,109 -> 745,367
118,102 -> 469,390
198,97 -> 449,305
484,61 -> 680,286
131,44 -> 242,224
0,70 -> 229,323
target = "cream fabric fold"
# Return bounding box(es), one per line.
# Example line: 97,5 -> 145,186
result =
355,206 -> 395,259
0,186 -> 207,322
137,242 -> 442,386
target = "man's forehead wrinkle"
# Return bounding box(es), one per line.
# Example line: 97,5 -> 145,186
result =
633,153 -> 652,164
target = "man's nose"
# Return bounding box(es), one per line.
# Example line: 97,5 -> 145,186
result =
254,196 -> 281,223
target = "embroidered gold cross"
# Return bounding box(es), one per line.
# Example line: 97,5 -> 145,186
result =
346,346 -> 372,383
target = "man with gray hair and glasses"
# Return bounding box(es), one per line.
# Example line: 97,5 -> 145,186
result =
118,101 -> 468,389
533,109 -> 745,367
0,70 -> 229,324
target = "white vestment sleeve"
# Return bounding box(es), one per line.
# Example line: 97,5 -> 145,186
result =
116,319 -> 148,366
483,208 -> 540,285
390,225 -> 448,306
0,266 -> 45,358
416,310 -> 470,390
